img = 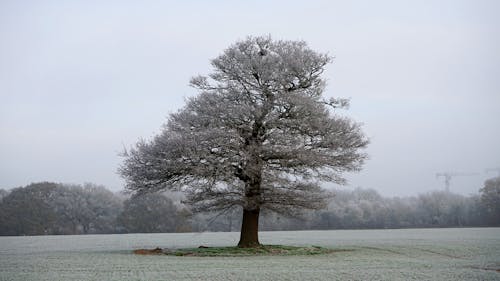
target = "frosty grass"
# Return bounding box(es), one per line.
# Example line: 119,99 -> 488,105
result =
0,228 -> 499,281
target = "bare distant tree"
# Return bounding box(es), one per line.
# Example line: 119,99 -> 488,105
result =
52,183 -> 123,234
120,36 -> 368,247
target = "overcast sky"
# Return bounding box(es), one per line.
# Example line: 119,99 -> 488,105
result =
1,0 -> 499,196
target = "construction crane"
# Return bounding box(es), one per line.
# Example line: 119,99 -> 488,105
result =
436,172 -> 478,192
485,168 -> 500,177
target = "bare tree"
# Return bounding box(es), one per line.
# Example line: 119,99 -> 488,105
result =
52,183 -> 122,234
120,36 -> 368,247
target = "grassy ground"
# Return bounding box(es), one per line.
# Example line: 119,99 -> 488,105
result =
0,228 -> 499,280
138,245 -> 340,256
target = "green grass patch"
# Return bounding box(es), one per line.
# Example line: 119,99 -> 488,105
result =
160,245 -> 340,257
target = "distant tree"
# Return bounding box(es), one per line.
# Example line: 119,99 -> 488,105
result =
479,177 -> 500,225
0,182 -> 58,235
120,36 -> 368,247
79,183 -> 123,233
0,182 -> 122,236
51,183 -> 123,234
384,197 -> 418,228
416,191 -> 447,226
0,189 -> 8,201
118,193 -> 186,233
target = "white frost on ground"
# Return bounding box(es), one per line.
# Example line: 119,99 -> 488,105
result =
0,228 -> 499,281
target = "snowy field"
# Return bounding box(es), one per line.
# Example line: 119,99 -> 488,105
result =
0,228 -> 499,281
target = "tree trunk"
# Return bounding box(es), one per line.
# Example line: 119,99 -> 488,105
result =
237,208 -> 260,248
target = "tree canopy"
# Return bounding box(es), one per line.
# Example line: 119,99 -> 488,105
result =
119,36 -> 369,247
480,177 -> 500,224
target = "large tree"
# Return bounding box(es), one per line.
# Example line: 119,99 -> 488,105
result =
120,36 -> 368,247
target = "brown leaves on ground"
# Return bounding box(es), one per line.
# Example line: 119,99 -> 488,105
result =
133,247 -> 164,255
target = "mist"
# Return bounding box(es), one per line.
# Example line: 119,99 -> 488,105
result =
1,0 -> 499,196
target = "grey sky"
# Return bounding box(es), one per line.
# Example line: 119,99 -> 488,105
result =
1,0 -> 499,196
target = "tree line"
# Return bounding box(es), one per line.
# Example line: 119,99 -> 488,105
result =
0,182 -> 191,236
0,178 -> 498,236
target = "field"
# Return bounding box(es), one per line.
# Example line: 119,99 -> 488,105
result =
0,228 -> 499,281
